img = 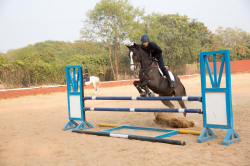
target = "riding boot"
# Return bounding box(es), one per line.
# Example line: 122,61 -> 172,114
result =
83,79 -> 86,86
162,69 -> 174,88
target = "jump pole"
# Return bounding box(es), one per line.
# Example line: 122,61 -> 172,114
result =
72,130 -> 185,145
98,123 -> 202,135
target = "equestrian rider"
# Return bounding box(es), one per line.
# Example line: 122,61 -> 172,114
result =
83,65 -> 88,79
140,34 -> 174,88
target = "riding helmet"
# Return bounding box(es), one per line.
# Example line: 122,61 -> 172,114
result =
141,34 -> 150,42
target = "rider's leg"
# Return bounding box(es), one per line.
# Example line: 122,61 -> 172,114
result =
157,55 -> 174,88
83,75 -> 87,86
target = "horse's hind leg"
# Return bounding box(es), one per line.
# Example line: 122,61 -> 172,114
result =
93,83 -> 97,95
160,95 -> 174,109
174,80 -> 187,117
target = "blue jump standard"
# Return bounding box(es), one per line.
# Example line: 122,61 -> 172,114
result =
72,130 -> 186,145
84,96 -> 202,101
84,107 -> 202,113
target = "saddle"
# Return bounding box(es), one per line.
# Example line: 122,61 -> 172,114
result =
84,77 -> 90,82
151,61 -> 174,81
151,61 -> 168,70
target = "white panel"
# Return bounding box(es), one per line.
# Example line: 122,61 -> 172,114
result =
69,95 -> 82,118
205,92 -> 227,125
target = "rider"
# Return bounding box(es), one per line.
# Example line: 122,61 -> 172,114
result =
140,34 -> 174,88
83,65 -> 88,79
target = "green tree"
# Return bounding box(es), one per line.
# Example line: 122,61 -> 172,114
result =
0,55 -> 8,66
81,0 -> 144,80
142,13 -> 213,67
213,27 -> 250,60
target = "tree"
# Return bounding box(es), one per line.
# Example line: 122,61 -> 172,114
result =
80,0 -> 144,80
213,27 -> 250,60
141,13 -> 213,67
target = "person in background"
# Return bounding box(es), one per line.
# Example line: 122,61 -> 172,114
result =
83,65 -> 88,79
83,65 -> 89,86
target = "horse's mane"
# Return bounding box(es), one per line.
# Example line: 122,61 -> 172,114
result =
130,43 -> 150,56
138,47 -> 150,56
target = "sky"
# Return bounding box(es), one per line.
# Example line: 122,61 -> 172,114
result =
0,0 -> 249,53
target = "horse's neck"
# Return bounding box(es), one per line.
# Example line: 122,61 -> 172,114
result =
139,48 -> 151,69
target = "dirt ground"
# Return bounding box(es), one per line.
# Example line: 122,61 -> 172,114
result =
0,73 -> 249,166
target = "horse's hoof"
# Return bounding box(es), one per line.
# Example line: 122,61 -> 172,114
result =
148,92 -> 155,97
183,113 -> 186,117
140,92 -> 147,97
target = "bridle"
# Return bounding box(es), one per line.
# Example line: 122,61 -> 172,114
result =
130,48 -> 153,78
130,50 -> 141,78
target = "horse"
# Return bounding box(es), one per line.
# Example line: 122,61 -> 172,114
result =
84,76 -> 101,95
72,73 -> 101,95
126,43 -> 187,117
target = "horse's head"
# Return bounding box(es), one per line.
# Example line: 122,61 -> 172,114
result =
126,43 -> 142,72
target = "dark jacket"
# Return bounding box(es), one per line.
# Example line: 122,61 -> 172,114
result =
141,42 -> 162,59
84,69 -> 88,76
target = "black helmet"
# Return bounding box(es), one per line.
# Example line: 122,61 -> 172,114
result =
141,34 -> 150,42
84,65 -> 87,67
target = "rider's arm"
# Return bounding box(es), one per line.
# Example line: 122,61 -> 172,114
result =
151,42 -> 162,54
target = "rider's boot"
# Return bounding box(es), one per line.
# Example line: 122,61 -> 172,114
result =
83,79 -> 86,86
163,69 -> 174,88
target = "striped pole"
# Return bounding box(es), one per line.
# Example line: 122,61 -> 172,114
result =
84,107 -> 202,113
72,130 -> 185,145
84,96 -> 202,101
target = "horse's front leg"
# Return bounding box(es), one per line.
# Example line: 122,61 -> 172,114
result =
133,81 -> 147,97
141,80 -> 155,97
142,86 -> 155,97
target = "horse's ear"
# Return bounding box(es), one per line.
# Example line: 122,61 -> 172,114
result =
134,43 -> 140,48
126,45 -> 131,49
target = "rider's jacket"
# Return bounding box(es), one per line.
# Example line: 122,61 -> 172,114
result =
84,69 -> 88,77
141,42 -> 162,59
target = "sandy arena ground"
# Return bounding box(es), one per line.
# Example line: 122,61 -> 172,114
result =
0,73 -> 249,166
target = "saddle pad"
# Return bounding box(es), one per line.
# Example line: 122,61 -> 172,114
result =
86,77 -> 90,82
168,71 -> 175,82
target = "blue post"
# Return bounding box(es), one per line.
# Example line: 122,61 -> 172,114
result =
198,50 -> 240,145
63,65 -> 93,131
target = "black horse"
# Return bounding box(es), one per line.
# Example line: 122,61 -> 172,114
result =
127,43 -> 187,117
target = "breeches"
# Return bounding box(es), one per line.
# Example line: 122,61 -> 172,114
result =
156,55 -> 168,73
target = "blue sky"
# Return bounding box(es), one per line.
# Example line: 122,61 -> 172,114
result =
0,0 -> 249,53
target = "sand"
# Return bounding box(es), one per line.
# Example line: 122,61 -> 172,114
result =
0,73 -> 249,166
